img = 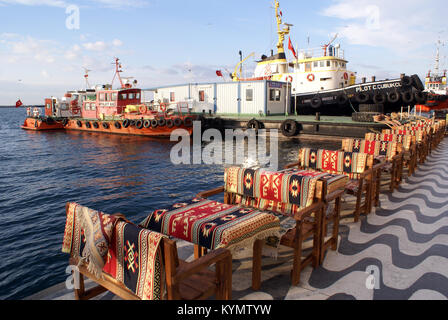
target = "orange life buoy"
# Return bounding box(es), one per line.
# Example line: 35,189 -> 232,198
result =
285,75 -> 293,82
307,74 -> 315,82
139,105 -> 147,114
344,72 -> 348,80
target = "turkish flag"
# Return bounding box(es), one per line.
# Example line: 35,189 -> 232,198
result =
288,37 -> 297,59
216,70 -> 223,77
15,99 -> 23,108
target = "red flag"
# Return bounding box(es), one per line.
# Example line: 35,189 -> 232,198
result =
279,10 -> 283,17
216,70 -> 223,77
288,37 -> 297,59
15,99 -> 23,108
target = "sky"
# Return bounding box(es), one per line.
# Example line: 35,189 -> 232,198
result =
0,0 -> 447,105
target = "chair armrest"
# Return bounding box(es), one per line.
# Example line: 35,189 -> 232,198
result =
372,161 -> 386,171
293,201 -> 324,221
360,167 -> 374,179
196,186 -> 225,199
284,161 -> 301,169
173,248 -> 232,284
325,189 -> 345,203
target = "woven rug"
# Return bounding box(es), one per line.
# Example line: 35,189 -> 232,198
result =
62,202 -> 165,300
140,197 -> 280,253
103,221 -> 165,300
62,202 -> 118,278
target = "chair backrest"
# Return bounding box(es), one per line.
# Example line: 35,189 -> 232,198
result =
223,166 -> 326,217
383,128 -> 424,143
341,138 -> 400,161
298,148 -> 372,180
365,133 -> 413,151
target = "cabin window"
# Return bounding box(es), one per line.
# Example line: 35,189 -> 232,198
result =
305,63 -> 312,72
121,93 -> 127,100
91,103 -> 96,110
99,93 -> 105,101
269,89 -> 281,102
170,92 -> 175,102
112,93 -> 117,101
136,93 -> 140,100
106,93 -> 111,101
199,90 -> 205,102
84,103 -> 90,110
327,61 -> 331,67
313,61 -> 318,68
333,61 -> 338,68
246,89 -> 253,101
129,93 -> 134,100
319,61 -> 324,68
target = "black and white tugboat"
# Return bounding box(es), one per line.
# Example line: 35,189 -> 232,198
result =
232,0 -> 426,117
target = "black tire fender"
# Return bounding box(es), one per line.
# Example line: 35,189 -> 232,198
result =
280,119 -> 298,137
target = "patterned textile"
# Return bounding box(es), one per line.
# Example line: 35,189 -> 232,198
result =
299,148 -> 367,179
103,221 -> 164,300
345,179 -> 361,194
224,167 -> 321,209
62,202 -> 118,278
140,197 -> 280,252
383,129 -> 424,143
365,133 -> 412,151
342,139 -> 398,161
62,203 -> 165,300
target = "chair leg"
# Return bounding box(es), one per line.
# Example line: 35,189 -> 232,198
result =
291,226 -> 303,286
252,239 -> 263,291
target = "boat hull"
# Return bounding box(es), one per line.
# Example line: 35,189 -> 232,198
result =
21,117 -> 65,131
63,119 -> 193,137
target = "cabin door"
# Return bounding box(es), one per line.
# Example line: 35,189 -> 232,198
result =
305,63 -> 312,73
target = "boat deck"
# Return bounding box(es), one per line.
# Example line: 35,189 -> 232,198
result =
26,138 -> 448,300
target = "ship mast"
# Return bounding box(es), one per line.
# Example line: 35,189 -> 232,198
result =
112,58 -> 125,89
434,40 -> 441,76
274,0 -> 290,54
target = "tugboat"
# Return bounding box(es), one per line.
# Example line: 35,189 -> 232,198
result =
415,41 -> 448,113
21,59 -> 197,137
232,0 -> 426,116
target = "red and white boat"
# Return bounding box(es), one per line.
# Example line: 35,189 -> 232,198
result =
415,41 -> 448,112
22,58 -> 197,137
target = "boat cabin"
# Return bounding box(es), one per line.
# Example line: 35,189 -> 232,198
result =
82,88 -> 142,118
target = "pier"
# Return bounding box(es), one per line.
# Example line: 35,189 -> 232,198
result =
27,136 -> 448,300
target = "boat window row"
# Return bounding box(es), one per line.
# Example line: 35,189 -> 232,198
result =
269,89 -> 281,101
84,102 -> 97,110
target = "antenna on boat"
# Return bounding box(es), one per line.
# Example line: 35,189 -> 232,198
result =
322,33 -> 338,56
83,67 -> 91,89
111,57 -> 125,89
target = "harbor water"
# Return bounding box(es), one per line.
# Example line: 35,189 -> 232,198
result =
0,108 -> 339,300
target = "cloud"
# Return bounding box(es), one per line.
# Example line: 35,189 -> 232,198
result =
321,0 -> 446,51
0,0 -> 148,8
112,39 -> 123,47
82,41 -> 108,51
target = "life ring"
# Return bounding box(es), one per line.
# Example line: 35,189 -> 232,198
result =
102,122 -> 109,129
280,119 -> 299,137
139,105 -> 147,114
285,75 -> 293,82
307,74 -> 315,82
114,121 -> 121,129
343,72 -> 348,80
151,119 -> 158,128
143,120 -> 151,128
160,103 -> 167,112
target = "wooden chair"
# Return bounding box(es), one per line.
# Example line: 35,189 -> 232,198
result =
285,149 -> 376,222
341,138 -> 403,197
197,168 -> 345,287
67,215 -> 232,300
